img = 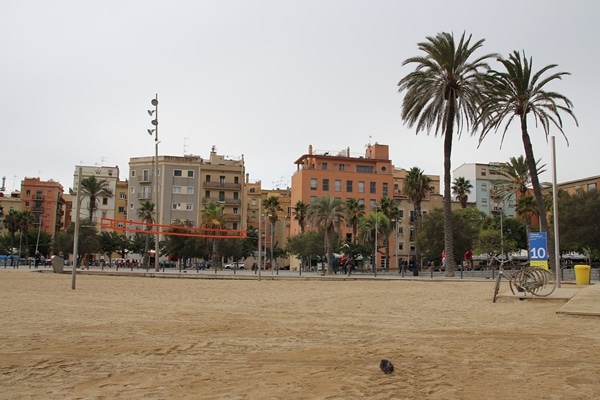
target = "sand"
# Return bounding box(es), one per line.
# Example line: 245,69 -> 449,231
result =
0,270 -> 599,400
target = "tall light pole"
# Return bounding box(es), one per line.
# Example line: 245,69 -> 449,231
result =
257,198 -> 262,281
148,94 -> 160,272
393,218 -> 398,273
374,203 -> 378,277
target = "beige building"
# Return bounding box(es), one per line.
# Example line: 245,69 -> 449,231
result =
71,165 -> 121,231
128,147 -> 246,231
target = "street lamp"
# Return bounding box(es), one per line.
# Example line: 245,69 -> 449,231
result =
374,203 -> 378,277
147,94 -> 160,272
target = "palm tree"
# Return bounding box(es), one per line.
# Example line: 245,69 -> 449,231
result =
201,202 -> 225,271
344,198 -> 365,244
478,50 -> 578,270
398,32 -> 495,276
358,211 -> 390,273
452,177 -> 473,208
80,175 -> 112,224
379,196 -> 400,270
307,195 -> 345,275
497,155 -> 546,199
264,196 -> 282,269
292,200 -> 308,234
403,167 -> 433,270
516,195 -> 537,249
137,200 -> 155,269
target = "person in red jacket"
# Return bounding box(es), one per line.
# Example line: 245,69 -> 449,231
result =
464,249 -> 473,270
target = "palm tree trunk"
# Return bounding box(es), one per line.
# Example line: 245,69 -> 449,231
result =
521,117 -> 555,270
443,100 -> 457,277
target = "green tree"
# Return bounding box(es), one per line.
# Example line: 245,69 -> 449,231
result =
403,167 -> 433,268
307,195 -> 345,275
399,32 -> 494,276
263,196 -> 282,268
379,196 -> 400,270
137,200 -> 155,269
452,177 -> 473,208
478,50 -> 578,271
358,211 -> 390,272
558,189 -> 600,258
292,200 -> 308,234
201,202 -> 225,270
344,198 -> 365,245
80,175 -> 112,224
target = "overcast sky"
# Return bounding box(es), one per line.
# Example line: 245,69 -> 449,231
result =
1,0 -> 595,194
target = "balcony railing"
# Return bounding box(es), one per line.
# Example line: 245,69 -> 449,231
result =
202,197 -> 241,206
203,181 -> 242,190
224,214 -> 241,222
31,207 -> 44,213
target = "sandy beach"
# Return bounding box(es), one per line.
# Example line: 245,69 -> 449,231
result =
0,270 -> 598,399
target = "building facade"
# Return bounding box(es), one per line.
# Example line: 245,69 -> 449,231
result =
71,165 -> 121,231
21,177 -> 65,237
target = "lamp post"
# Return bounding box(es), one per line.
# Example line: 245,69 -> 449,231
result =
257,198 -> 262,281
392,218 -> 398,274
147,94 -> 160,272
374,203 -> 378,277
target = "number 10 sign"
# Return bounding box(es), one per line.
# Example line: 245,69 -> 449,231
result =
529,232 -> 548,269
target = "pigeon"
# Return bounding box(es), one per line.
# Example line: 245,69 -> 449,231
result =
380,359 -> 394,374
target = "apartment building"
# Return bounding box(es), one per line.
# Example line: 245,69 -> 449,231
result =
557,175 -> 600,195
20,177 -> 65,237
128,147 -> 246,231
0,191 -> 23,237
453,162 -> 516,217
71,165 -> 121,231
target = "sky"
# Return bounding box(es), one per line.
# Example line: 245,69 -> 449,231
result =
1,0 -> 596,194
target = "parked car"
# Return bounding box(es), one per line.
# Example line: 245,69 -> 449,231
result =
224,262 -> 244,269
159,260 -> 177,268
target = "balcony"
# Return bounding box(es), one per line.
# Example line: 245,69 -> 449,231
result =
224,214 -> 241,222
137,193 -> 152,200
203,181 -> 242,190
31,207 -> 44,213
32,195 -> 44,200
202,197 -> 241,206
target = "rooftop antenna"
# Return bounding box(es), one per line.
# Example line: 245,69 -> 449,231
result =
184,137 -> 189,155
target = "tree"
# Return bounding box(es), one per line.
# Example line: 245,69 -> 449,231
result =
264,196 -> 282,268
201,202 -> 225,270
292,200 -> 308,234
379,196 -> 400,270
344,198 -> 365,244
137,200 -> 155,269
358,211 -> 390,272
452,177 -> 473,208
307,195 -> 345,275
398,32 -> 494,277
478,50 -> 578,271
516,195 -> 538,248
403,167 -> 433,268
99,231 -> 130,266
498,155 -> 546,198
80,175 -> 112,224
558,189 -> 600,258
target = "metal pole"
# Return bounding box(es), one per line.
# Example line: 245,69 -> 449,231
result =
257,198 -> 261,281
72,167 -> 82,289
394,219 -> 398,273
152,94 -> 160,272
374,205 -> 377,277
551,136 -> 561,288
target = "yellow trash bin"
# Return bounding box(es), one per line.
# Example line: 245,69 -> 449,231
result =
574,265 -> 591,285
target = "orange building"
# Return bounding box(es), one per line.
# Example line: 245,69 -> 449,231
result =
290,143 -> 394,261
20,177 -> 65,237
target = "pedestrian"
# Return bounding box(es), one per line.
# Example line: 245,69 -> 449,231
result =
441,250 -> 446,270
464,249 -> 473,270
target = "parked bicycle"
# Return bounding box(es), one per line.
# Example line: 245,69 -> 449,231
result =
493,265 -> 556,303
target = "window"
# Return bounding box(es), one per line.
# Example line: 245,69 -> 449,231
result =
233,207 -> 238,215
26,190 -> 31,196
186,187 -> 194,195
102,198 -> 108,205
119,192 -> 127,200
339,164 -> 345,172
322,162 -> 328,170
174,170 -> 182,177
310,178 -> 317,190
142,169 -> 150,181
233,192 -> 239,200
357,165 -> 374,173
481,169 -> 487,176
358,181 -> 365,193
234,176 -> 239,184
206,175 -> 211,182
142,186 -> 150,198
370,182 -> 376,194
335,180 -> 341,192
482,198 -> 488,207
250,188 -> 255,193
118,206 -> 125,214
588,183 -> 597,191
187,170 -> 194,178
173,186 -> 182,194
186,203 -> 193,211
346,180 -> 353,192
131,186 -> 135,193
323,179 -> 329,191
130,203 -> 134,209
172,203 -> 181,210
233,223 -> 238,230
220,176 -> 225,184
131,170 -> 136,177
205,190 -> 210,198
481,183 -> 487,192
218,191 -> 225,202
383,183 -> 388,197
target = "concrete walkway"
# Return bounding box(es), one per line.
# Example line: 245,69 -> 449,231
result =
556,283 -> 600,316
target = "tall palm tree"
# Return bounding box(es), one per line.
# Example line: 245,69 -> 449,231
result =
497,155 -> 546,199
398,32 -> 495,276
379,196 -> 400,270
307,195 -> 345,275
452,177 -> 473,208
201,202 -> 226,271
137,200 -> 155,269
516,195 -> 537,249
292,200 -> 308,234
358,211 -> 390,272
80,175 -> 112,224
478,50 -> 578,270
344,198 -> 365,244
403,167 -> 433,270
264,196 -> 282,268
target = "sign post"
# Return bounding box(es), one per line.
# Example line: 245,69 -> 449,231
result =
529,232 -> 548,270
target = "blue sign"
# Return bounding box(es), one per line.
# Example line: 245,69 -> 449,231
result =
529,232 -> 548,269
